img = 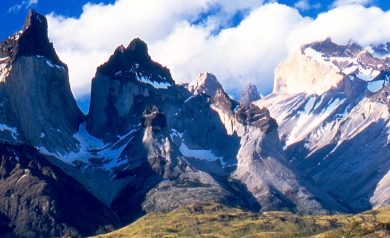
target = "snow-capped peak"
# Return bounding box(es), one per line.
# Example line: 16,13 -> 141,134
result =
188,72 -> 223,97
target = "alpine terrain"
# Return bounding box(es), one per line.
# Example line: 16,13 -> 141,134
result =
0,10 -> 388,237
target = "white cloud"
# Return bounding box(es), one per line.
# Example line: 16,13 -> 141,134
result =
29,0 -> 38,6
332,0 -> 373,7
45,1 -> 390,99
8,0 -> 38,13
294,0 -> 321,11
288,5 -> 390,49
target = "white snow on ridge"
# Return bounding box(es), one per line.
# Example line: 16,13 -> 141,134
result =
304,46 -> 383,85
170,129 -> 223,163
285,96 -> 345,147
0,123 -> 18,140
303,96 -> 316,114
39,123 -> 138,171
135,72 -> 171,89
367,80 -> 385,93
356,67 -> 380,81
45,59 -> 64,70
304,47 -> 324,62
179,142 -> 222,162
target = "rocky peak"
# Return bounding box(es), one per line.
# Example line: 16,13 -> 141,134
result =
235,104 -> 277,134
371,42 -> 390,57
304,38 -> 363,58
240,84 -> 261,106
141,106 -> 168,132
211,88 -> 238,113
97,38 -> 174,86
188,72 -> 223,97
0,10 -> 64,67
127,38 -> 149,58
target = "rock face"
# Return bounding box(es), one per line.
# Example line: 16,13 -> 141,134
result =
0,143 -> 119,237
87,38 -> 174,141
235,104 -> 277,134
111,106 -> 250,222
258,38 -> 390,212
187,72 -> 223,97
240,84 -> 261,105
0,10 -> 83,153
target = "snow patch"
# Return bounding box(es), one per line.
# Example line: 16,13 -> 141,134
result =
303,96 -> 316,114
170,129 -> 224,163
0,124 -> 18,140
39,123 -> 139,171
16,174 -> 28,184
184,95 -> 195,103
180,142 -> 222,162
114,71 -> 123,77
367,80 -> 385,93
45,59 -> 64,70
135,72 -> 171,89
304,47 -> 324,62
356,67 -> 380,81
286,96 -> 345,147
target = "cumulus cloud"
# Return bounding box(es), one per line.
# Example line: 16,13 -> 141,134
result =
46,0 -> 390,99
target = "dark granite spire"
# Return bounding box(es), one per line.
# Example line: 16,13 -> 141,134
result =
97,38 -> 174,84
0,10 -> 64,67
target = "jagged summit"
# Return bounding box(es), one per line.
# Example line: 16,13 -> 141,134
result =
303,38 -> 363,58
0,10 -> 64,67
97,38 -> 174,86
371,42 -> 390,57
188,72 -> 223,97
240,84 -> 261,106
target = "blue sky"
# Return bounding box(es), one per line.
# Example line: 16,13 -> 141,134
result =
1,0 -> 390,113
0,0 -> 114,40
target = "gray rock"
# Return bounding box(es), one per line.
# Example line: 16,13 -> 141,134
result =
240,84 -> 261,105
0,10 -> 83,153
0,143 -> 119,237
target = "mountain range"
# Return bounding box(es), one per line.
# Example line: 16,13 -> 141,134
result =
0,10 -> 389,237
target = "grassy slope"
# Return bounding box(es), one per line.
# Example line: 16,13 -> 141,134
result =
95,202 -> 390,238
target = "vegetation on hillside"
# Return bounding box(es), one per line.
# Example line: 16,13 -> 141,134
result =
96,202 -> 390,238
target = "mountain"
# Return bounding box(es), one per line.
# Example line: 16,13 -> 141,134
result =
82,38 -> 344,222
187,72 -> 223,97
0,10 -> 389,237
257,38 -> 390,212
87,38 -> 174,141
240,83 -> 261,105
0,10 -> 83,153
